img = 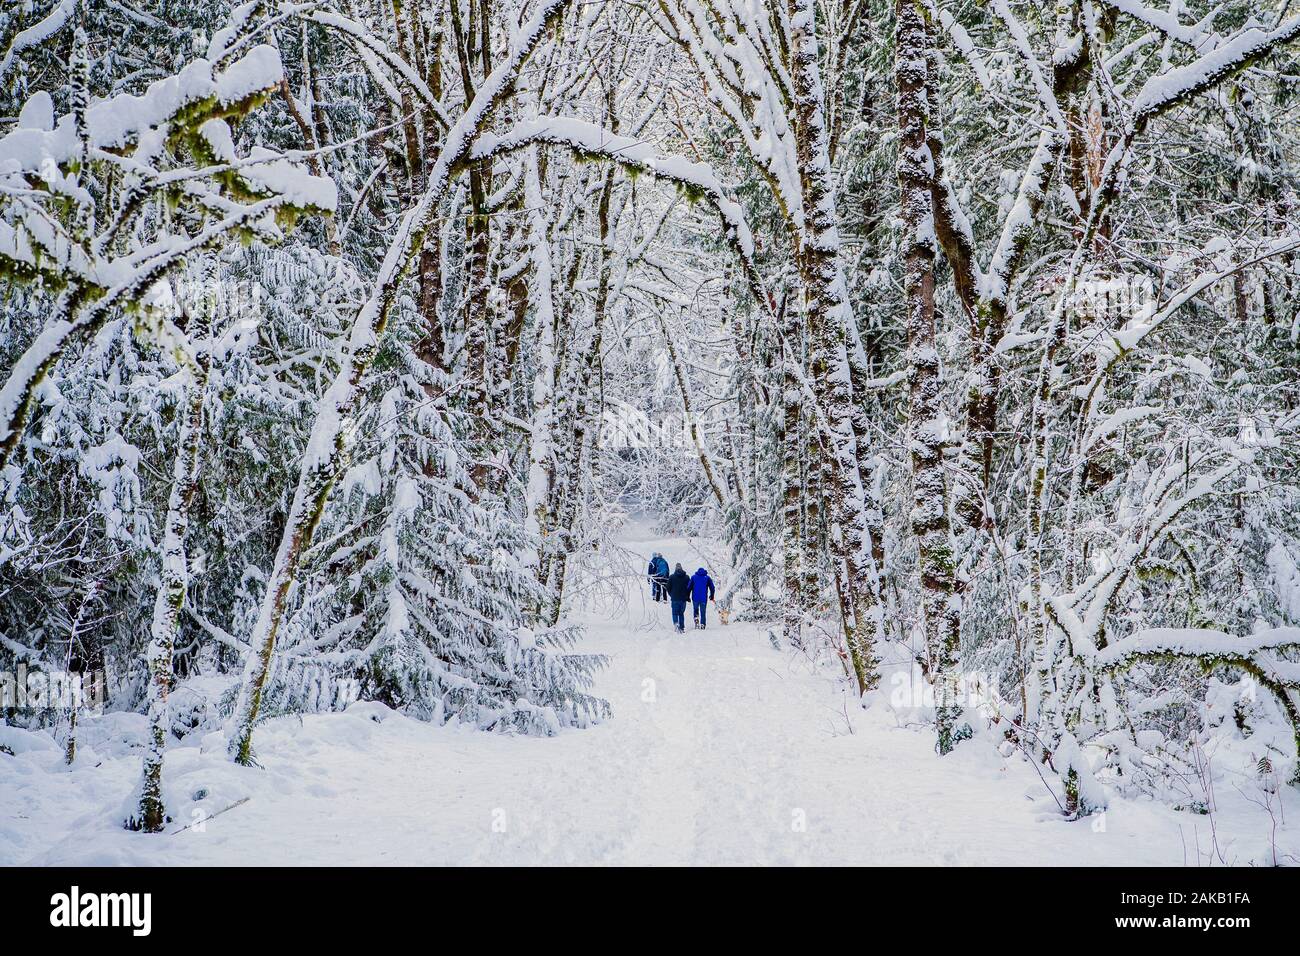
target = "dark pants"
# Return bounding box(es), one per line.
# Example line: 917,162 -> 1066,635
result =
693,599 -> 707,628
651,580 -> 664,602
670,600 -> 687,631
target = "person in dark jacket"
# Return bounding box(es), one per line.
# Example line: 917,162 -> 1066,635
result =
690,567 -> 715,629
665,563 -> 692,632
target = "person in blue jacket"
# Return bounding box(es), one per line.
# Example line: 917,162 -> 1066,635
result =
665,563 -> 692,632
690,567 -> 715,629
646,553 -> 669,602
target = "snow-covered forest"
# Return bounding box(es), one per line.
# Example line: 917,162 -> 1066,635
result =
3,0 -> 1300,866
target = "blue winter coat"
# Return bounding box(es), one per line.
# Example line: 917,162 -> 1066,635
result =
690,568 -> 715,603
654,555 -> 670,577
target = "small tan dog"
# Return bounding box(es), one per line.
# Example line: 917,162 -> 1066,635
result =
717,606 -> 731,626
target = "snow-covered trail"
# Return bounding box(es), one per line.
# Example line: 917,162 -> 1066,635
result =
3,526 -> 1294,866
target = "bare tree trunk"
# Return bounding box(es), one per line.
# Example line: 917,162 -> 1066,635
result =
522,149 -> 560,616
135,291 -> 210,829
61,580 -> 100,768
780,297 -> 806,648
896,0 -> 961,753
785,0 -> 878,693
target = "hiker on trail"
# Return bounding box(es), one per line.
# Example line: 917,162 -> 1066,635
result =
690,567 -> 716,629
647,552 -> 670,602
665,563 -> 692,633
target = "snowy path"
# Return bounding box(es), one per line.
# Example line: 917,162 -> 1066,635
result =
3,527 -> 1296,866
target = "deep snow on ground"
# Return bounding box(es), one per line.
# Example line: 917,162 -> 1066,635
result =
2,522 -> 1297,866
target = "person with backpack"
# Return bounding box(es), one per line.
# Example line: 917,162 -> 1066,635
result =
690,567 -> 716,629
665,563 -> 692,632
